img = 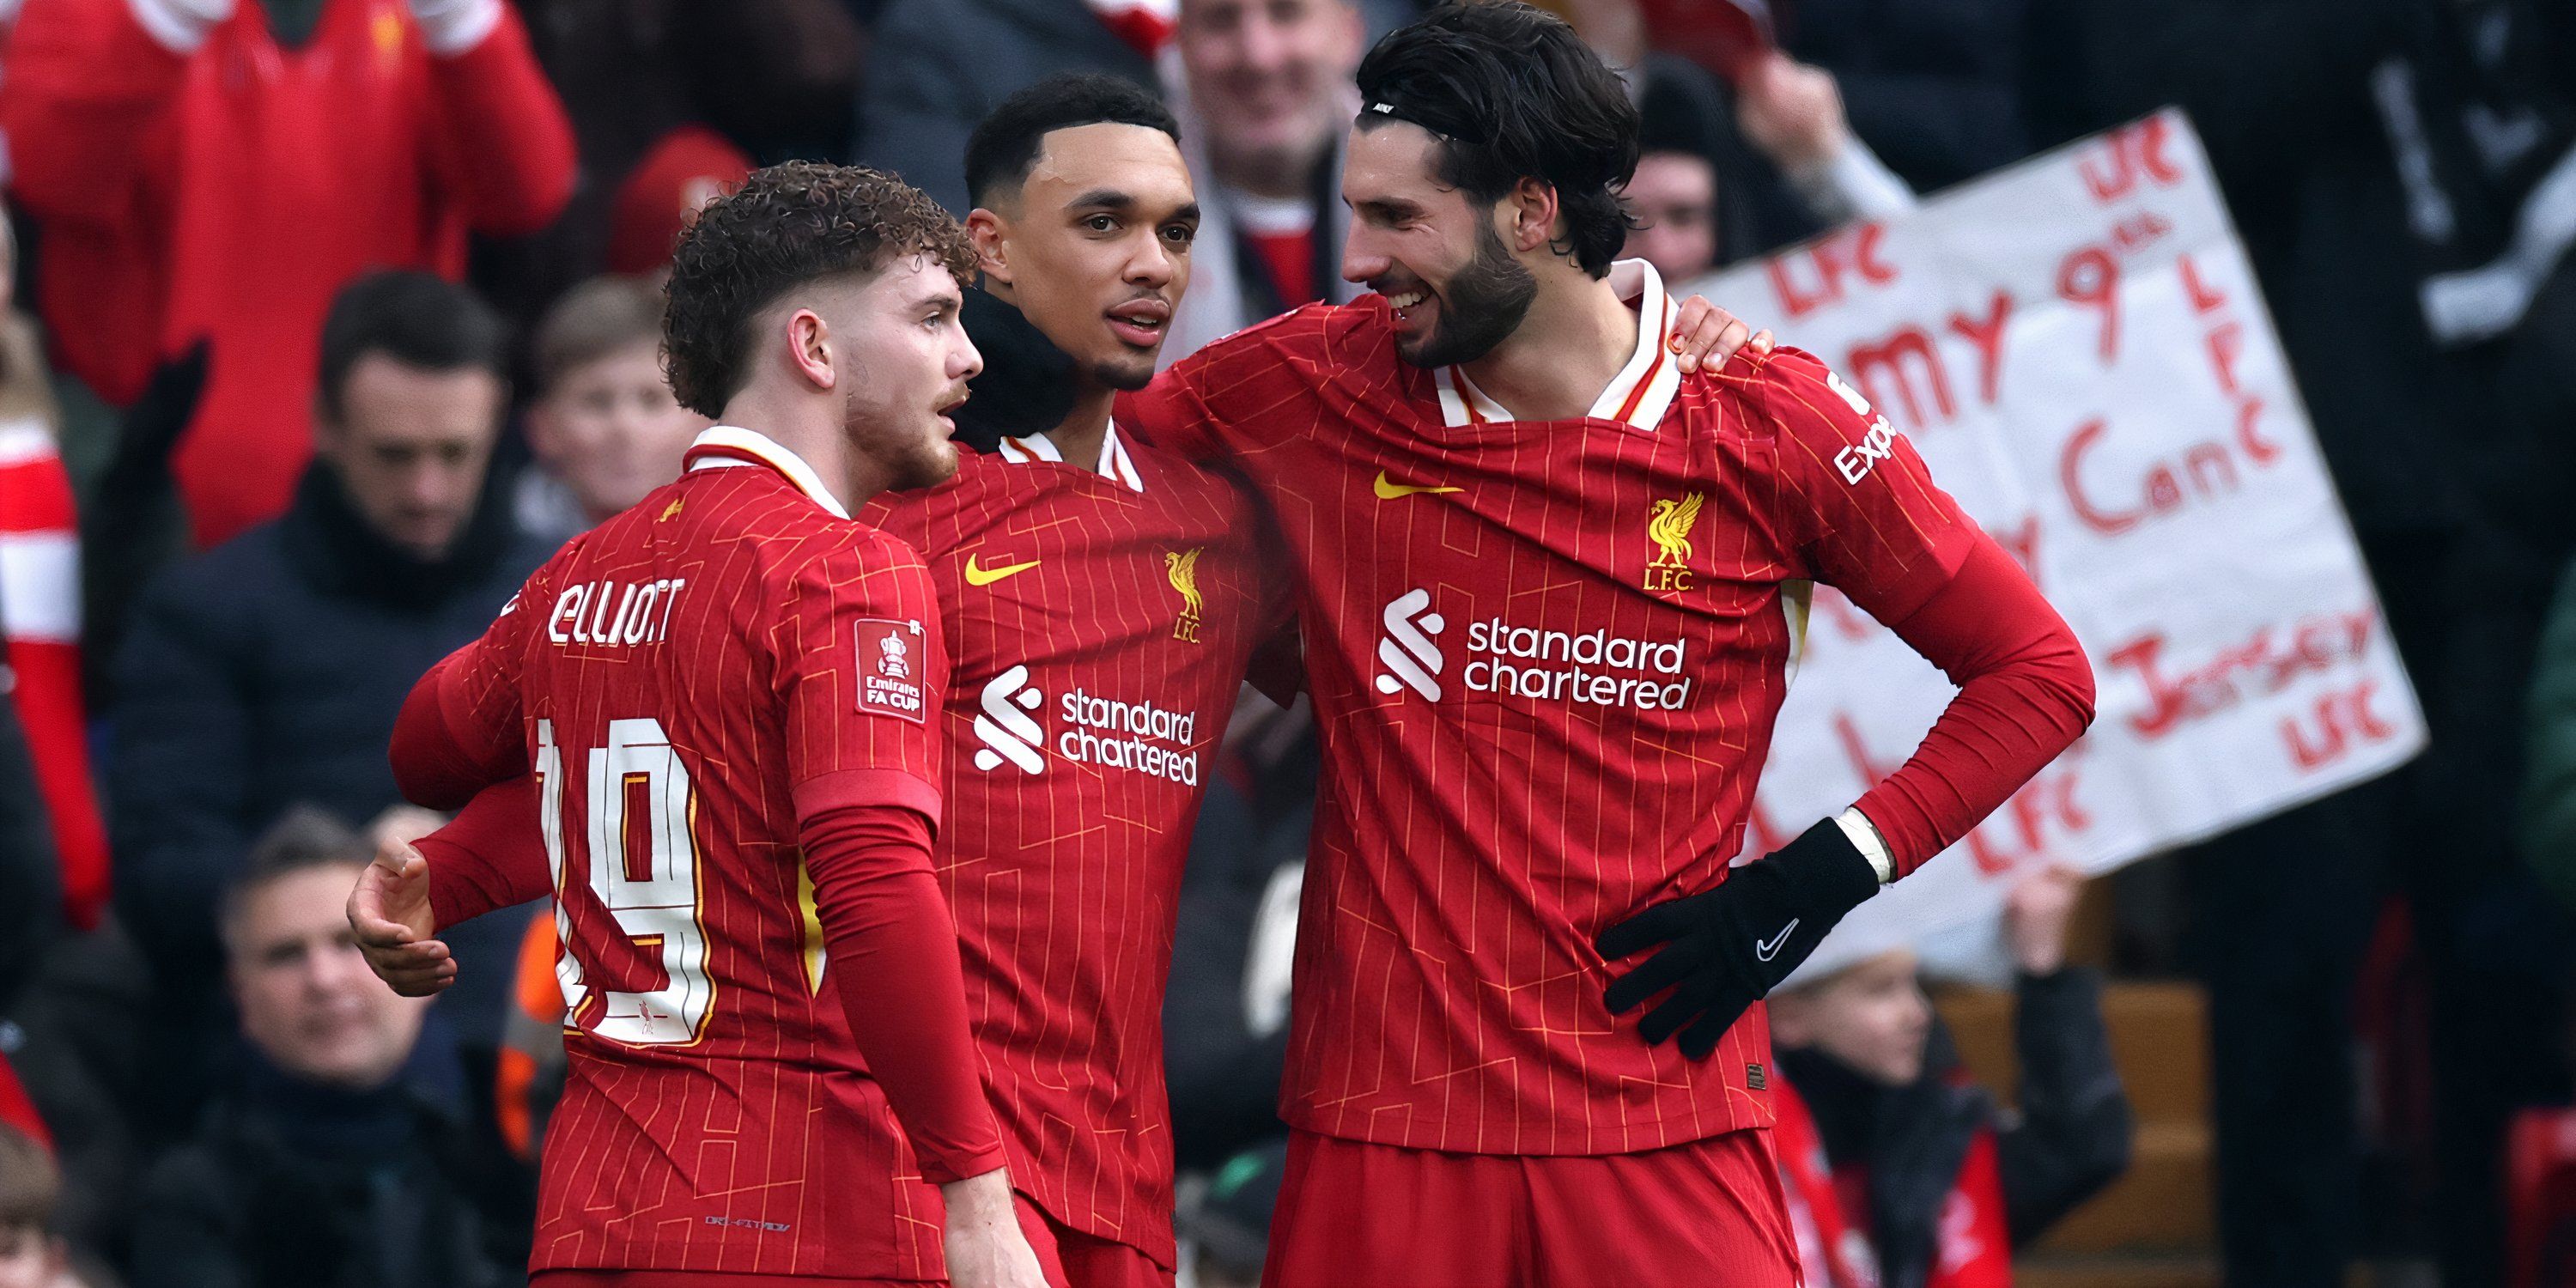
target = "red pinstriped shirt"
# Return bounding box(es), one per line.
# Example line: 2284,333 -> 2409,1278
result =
1121,262 -> 1983,1157
864,425 -> 1282,1269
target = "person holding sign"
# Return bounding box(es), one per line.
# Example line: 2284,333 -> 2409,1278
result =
1119,3 -> 2096,1281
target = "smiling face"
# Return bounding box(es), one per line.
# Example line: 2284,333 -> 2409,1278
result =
1177,0 -> 1364,187
975,122 -> 1200,390
822,255 -> 981,492
1340,119 -> 1539,369
228,863 -> 430,1091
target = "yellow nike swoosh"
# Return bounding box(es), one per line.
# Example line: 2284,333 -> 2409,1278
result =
963,555 -> 1042,586
1374,471 -> 1463,500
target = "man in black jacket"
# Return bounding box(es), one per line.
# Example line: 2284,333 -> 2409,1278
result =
128,809 -> 515,1288
110,270 -> 551,1129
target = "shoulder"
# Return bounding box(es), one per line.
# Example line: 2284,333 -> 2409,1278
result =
1697,344 -> 1881,447
1170,299 -> 1382,379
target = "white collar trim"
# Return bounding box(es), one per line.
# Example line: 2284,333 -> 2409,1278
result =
1434,258 -> 1682,433
684,426 -> 851,519
994,422 -> 1146,493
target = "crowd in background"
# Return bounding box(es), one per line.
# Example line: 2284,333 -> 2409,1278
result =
0,0 -> 2568,1285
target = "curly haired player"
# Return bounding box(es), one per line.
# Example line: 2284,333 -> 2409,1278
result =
353,162 -> 1049,1288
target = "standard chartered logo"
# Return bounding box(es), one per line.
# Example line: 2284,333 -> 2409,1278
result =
973,666 -> 1047,774
969,664 -> 1201,785
1374,588 -> 1447,700
1372,588 -> 1696,711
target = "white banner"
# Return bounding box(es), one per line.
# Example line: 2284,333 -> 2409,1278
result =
1692,111 -> 2427,978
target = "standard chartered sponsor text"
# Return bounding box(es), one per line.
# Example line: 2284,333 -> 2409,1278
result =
1057,686 -> 1200,784
1462,617 -> 1694,709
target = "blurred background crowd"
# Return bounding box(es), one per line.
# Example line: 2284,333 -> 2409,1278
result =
0,0 -> 2570,1285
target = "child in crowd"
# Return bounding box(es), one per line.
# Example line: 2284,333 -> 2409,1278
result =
1771,866 -> 2135,1288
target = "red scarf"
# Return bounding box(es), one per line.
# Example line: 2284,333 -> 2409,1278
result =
1774,1079 -> 1880,1287
0,419 -> 106,929
1088,0 -> 1174,55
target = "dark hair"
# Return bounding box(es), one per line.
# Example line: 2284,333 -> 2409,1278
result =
0,1121 -> 55,1232
219,805 -> 369,952
1356,2 -> 1641,277
317,270 -> 510,419
534,275 -> 667,395
663,161 -> 977,418
964,73 -> 1180,210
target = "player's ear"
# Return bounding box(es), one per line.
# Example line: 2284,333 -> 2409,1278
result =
1504,178 -> 1557,255
786,307 -> 836,392
967,208 -> 1013,287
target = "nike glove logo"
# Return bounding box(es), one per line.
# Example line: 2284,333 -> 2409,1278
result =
1753,919 -> 1801,963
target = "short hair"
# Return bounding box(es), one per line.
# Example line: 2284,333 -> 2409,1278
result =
0,1121 -> 57,1233
534,276 -> 668,396
220,805 -> 368,953
1355,3 -> 1641,277
317,270 -> 510,419
963,74 -> 1181,210
663,161 -> 978,418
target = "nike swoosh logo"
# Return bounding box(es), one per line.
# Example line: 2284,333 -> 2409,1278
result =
1753,919 -> 1800,963
1374,471 -> 1463,500
963,555 -> 1042,586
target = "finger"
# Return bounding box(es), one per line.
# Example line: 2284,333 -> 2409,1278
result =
1595,900 -> 1690,961
1602,942 -> 1699,1015
1676,993 -> 1755,1060
1752,329 -> 1775,351
381,962 -> 458,998
368,939 -> 451,968
1637,978 -> 1719,1046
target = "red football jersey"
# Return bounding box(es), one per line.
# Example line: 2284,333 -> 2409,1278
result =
863,426 -> 1279,1268
433,427 -> 957,1276
1123,263 -> 1980,1157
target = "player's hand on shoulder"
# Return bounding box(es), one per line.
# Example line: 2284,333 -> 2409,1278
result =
348,836 -> 458,998
1670,295 -> 1773,375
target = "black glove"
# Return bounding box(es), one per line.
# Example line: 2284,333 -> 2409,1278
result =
1596,820 -> 1883,1059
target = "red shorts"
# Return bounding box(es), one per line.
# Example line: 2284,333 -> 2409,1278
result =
1018,1194 -> 1173,1288
1263,1128 -> 1799,1288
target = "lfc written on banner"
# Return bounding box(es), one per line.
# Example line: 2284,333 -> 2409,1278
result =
1688,110 -> 2426,976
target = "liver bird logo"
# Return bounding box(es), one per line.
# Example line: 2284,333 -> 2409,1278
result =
1166,548 -> 1206,642
1647,493 -> 1704,568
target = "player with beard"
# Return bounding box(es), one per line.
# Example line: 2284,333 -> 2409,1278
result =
1119,4 -> 2097,1284
349,162 -> 1049,1288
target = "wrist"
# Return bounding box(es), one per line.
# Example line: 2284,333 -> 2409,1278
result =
1775,819 -> 1882,919
939,1168 -> 1016,1223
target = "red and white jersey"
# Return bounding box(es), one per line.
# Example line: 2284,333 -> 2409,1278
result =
1122,262 -> 1981,1157
864,424 -> 1279,1268
434,427 -> 953,1276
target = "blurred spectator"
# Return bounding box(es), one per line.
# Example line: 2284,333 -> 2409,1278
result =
854,0 -> 1163,214
602,127 -> 753,278
126,809 -> 514,1288
1782,0 -> 2031,192
0,0 -> 575,550
473,0 -> 830,331
1770,866 -> 2131,1288
109,272 -> 546,1129
2041,3 -> 2576,1281
0,204 -> 108,938
0,696 -> 60,1012
513,275 -> 708,544
1621,52 -> 1913,286
0,1122 -> 65,1288
1179,1137 -> 1288,1288
1163,0 -> 1365,360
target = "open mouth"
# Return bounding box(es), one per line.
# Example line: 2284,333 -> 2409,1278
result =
1107,298 -> 1171,349
1380,283 -> 1435,332
935,388 -> 969,432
